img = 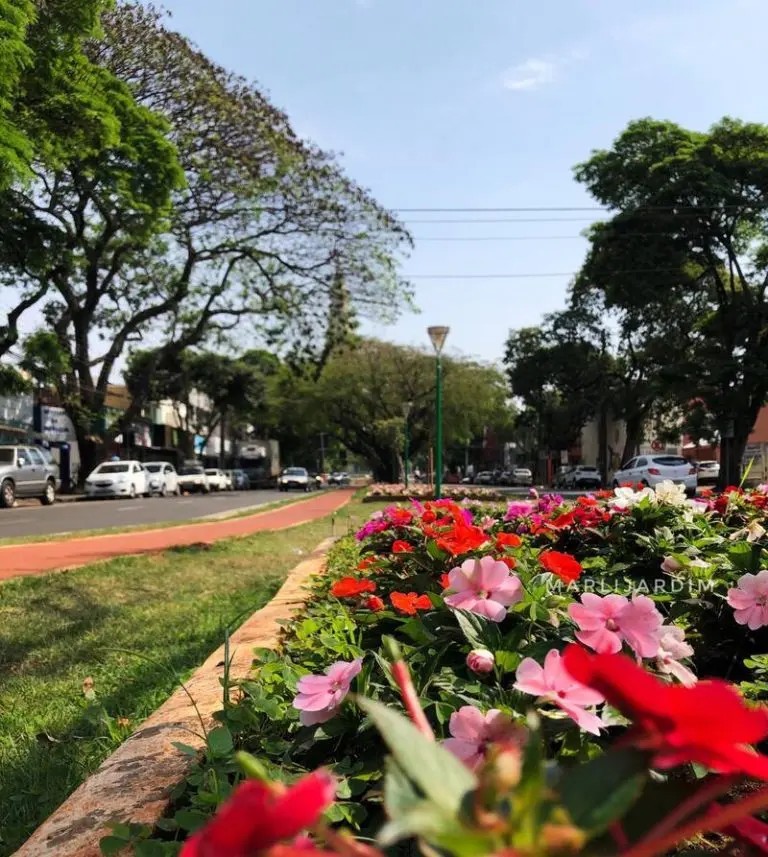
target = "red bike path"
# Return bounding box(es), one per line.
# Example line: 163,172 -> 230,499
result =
0,490 -> 355,582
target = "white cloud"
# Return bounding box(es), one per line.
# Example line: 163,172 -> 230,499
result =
501,49 -> 587,93
502,58 -> 557,91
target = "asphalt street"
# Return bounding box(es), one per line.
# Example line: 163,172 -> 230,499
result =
0,489 -> 301,538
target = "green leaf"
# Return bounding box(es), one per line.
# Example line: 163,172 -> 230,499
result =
378,800 -> 456,846
175,809 -> 211,833
494,650 -> 522,674
357,697 -> 476,814
558,748 -> 648,834
207,726 -> 233,757
100,836 -> 129,857
171,742 -> 200,757
453,609 -> 502,650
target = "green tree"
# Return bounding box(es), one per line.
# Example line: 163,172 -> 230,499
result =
575,117 -> 768,486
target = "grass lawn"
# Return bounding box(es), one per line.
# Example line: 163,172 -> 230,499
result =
0,498 -> 378,855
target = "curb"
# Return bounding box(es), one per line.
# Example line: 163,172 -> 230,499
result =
15,537 -> 336,857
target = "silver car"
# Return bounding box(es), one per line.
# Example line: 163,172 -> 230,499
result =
0,445 -> 59,508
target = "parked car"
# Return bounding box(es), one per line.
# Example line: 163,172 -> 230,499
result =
696,460 -> 720,484
144,461 -> 180,497
611,455 -> 697,494
226,469 -> 249,490
511,467 -> 533,487
0,445 -> 59,507
554,466 -> 571,488
474,471 -> 495,485
328,472 -> 351,486
177,465 -> 210,494
205,468 -> 229,491
562,465 -> 602,490
279,467 -> 312,492
84,460 -> 149,500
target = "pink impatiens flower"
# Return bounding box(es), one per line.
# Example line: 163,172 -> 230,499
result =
444,556 -> 523,622
442,705 -> 519,771
568,593 -> 663,658
292,659 -> 362,726
727,570 -> 768,630
656,625 -> 697,687
514,649 -> 604,735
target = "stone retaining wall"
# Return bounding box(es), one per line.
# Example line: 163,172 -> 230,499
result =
15,538 -> 335,857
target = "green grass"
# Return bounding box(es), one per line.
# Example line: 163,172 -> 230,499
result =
0,499 -> 377,855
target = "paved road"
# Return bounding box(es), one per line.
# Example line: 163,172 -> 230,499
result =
0,489 -> 303,538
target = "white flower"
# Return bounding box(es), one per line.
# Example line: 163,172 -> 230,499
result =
656,626 -> 697,687
612,486 -> 656,509
729,520 -> 766,543
653,480 -> 688,506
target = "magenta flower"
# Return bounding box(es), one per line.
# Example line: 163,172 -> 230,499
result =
514,649 -> 604,735
727,570 -> 768,630
292,659 -> 362,726
442,705 -> 519,771
355,512 -> 389,541
504,501 -> 534,521
444,556 -> 523,622
536,493 -> 564,514
568,593 -> 663,658
656,625 -> 697,687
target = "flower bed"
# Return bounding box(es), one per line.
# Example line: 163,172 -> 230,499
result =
122,483 -> 768,856
364,482 -> 508,502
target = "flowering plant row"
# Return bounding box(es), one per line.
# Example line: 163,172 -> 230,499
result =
118,483 -> 768,856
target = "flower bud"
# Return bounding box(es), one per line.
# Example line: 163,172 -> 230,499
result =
466,648 -> 495,675
660,555 -> 682,573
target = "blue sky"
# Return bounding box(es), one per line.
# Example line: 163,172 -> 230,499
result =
61,2 -> 768,369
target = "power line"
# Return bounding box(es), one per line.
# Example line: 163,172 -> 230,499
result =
392,203 -> 768,213
404,216 -> 607,224
405,266 -> 685,279
414,235 -> 586,242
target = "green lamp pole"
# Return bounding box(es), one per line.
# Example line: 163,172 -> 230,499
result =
427,326 -> 450,499
402,400 -> 413,490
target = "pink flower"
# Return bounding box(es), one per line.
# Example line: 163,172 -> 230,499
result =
504,501 -> 534,521
292,659 -> 362,726
656,625 -> 697,687
466,648 -> 495,675
727,570 -> 768,630
442,705 -> 519,771
444,556 -> 523,622
514,649 -> 604,735
568,593 -> 663,658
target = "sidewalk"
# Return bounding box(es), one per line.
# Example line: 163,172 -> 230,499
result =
0,489 -> 354,582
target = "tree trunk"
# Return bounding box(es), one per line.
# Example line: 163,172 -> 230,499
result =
597,405 -> 609,484
620,413 -> 645,468
719,424 -> 750,490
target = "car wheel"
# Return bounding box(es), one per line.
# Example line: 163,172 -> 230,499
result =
159,483 -> 167,498
641,479 -> 650,488
129,484 -> 136,499
41,479 -> 56,506
175,485 -> 181,496
0,479 -> 15,508
612,480 -> 619,488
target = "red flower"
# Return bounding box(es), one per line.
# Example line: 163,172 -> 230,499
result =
499,556 -> 517,570
713,807 -> 768,852
577,496 -> 599,507
180,771 -> 336,857
539,550 -> 583,583
330,577 -> 376,598
436,524 -> 488,556
357,556 -> 377,571
388,508 -> 413,526
439,573 -> 451,589
563,645 -> 768,780
390,592 -> 432,615
364,595 -> 385,612
549,511 -> 576,530
391,540 -> 413,554
495,532 -> 522,549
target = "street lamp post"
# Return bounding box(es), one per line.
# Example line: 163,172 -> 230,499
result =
402,400 -> 413,490
427,326 -> 450,499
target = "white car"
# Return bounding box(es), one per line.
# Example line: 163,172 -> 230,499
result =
85,460 -> 149,499
144,462 -> 180,497
279,467 -> 311,492
612,455 -> 697,494
177,465 -> 210,494
205,468 -> 229,491
512,467 -> 533,486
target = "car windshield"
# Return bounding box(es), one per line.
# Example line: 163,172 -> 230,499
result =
145,464 -> 163,473
181,467 -> 204,475
578,466 -> 599,472
284,468 -> 306,476
97,464 -> 130,474
652,456 -> 687,467
0,449 -> 14,464
699,461 -> 718,468
205,469 -> 218,475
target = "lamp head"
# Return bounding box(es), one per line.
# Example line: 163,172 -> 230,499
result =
427,325 -> 450,355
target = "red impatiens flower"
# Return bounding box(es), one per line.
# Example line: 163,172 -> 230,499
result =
388,508 -> 414,527
390,591 -> 432,615
180,771 -> 336,857
357,556 -> 377,571
391,540 -> 413,554
364,595 -> 385,612
439,573 -> 451,589
436,523 -> 488,556
539,550 -> 583,583
549,512 -> 576,530
499,556 -> 517,570
495,532 -> 522,549
330,577 -> 376,598
562,644 -> 768,780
